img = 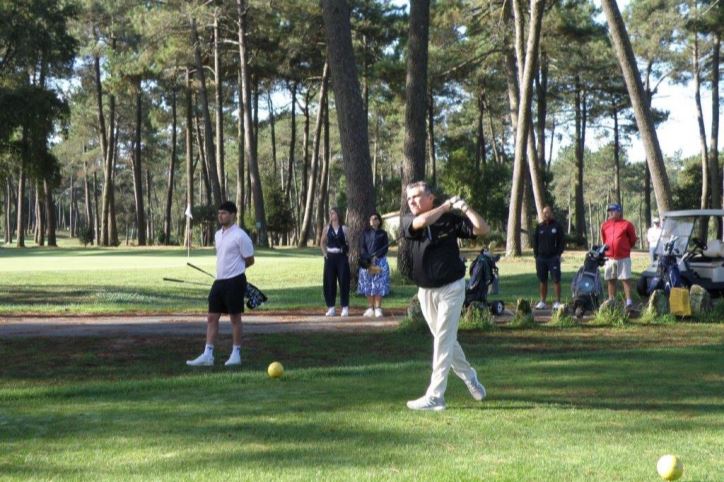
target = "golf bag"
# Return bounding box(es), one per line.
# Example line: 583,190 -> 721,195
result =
464,248 -> 505,315
245,282 -> 268,309
571,244 -> 607,317
638,239 -> 684,297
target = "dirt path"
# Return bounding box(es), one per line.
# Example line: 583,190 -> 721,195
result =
0,313 -> 403,337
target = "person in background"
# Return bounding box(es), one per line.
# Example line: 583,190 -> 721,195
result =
320,207 -> 351,317
533,205 -> 565,310
187,201 -> 254,367
647,217 -> 662,263
358,212 -> 391,318
600,203 -> 638,310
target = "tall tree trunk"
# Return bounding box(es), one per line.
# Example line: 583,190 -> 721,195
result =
710,32 -> 720,234
475,90 -> 486,171
298,62 -> 329,247
16,155 -> 26,247
507,0 -> 546,256
185,68 -> 194,248
321,0 -> 376,270
268,90 -> 277,180
535,48 -> 548,170
191,18 -> 222,207
238,0 -> 269,246
427,89 -> 436,185
69,175 -> 75,238
83,159 -> 92,241
93,170 -> 99,243
300,88 -> 311,230
109,147 -> 119,245
316,100 -> 330,245
285,81 -> 297,201
5,177 -> 13,244
398,0 -> 430,277
44,179 -> 56,246
195,109 -> 212,205
693,30 -> 710,216
35,182 -> 45,246
600,0 -> 672,213
131,84 -> 146,245
613,105 -> 622,205
644,165 -> 652,226
213,12 -> 225,201
236,69 -> 246,229
164,83 -> 177,245
573,79 -> 587,242
95,51 -> 111,246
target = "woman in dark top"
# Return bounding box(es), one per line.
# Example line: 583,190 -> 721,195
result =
357,212 -> 391,317
319,207 -> 351,317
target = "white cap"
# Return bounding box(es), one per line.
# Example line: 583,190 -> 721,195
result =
653,217 -> 660,223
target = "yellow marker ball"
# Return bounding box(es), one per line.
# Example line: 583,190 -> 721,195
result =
267,361 -> 284,378
657,455 -> 683,481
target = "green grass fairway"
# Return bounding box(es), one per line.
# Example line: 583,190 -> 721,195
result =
0,244 -> 652,315
1,325 -> 722,480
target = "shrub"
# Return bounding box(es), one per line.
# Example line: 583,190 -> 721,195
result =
459,302 -> 497,331
398,296 -> 428,333
592,299 -> 629,327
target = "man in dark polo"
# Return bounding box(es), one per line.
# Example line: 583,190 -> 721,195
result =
402,181 -> 491,411
533,205 -> 565,310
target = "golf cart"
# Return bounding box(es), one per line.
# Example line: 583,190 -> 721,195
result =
637,209 -> 724,297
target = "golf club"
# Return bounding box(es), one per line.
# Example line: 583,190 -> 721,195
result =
187,262 -> 215,279
162,277 -> 209,287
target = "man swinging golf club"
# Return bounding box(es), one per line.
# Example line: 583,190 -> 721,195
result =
187,201 -> 254,367
402,181 -> 490,411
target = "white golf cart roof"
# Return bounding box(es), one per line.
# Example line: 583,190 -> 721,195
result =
663,209 -> 724,217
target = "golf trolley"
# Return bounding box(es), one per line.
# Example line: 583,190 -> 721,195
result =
637,237 -> 684,297
570,244 -> 607,318
638,209 -> 724,298
464,248 -> 505,315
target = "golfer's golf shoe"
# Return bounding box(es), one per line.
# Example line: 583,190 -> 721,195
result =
406,396 -> 446,411
465,376 -> 487,401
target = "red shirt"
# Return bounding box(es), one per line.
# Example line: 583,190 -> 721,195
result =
600,219 -> 637,259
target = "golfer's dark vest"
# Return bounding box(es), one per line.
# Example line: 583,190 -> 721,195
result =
327,225 -> 348,254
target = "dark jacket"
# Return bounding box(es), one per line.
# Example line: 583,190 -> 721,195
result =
360,228 -> 389,259
533,219 -> 565,258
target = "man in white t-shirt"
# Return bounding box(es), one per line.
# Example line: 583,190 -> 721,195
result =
187,201 -> 255,367
647,217 -> 662,263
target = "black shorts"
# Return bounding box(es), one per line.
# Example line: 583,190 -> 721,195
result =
536,256 -> 561,283
208,273 -> 247,314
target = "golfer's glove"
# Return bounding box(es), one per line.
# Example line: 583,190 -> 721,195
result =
446,195 -> 461,208
452,199 -> 469,213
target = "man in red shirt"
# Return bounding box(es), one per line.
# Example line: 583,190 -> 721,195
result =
600,203 -> 638,309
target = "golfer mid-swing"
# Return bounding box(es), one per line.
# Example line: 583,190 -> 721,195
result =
402,181 -> 490,411
187,201 -> 254,367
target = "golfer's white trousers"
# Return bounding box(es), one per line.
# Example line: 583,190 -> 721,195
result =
418,277 -> 476,399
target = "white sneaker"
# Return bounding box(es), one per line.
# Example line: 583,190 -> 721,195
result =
340,307 -> 349,317
325,307 -> 336,317
186,353 -> 214,367
406,395 -> 445,411
374,308 -> 383,318
552,301 -> 562,310
224,352 -> 241,367
534,301 -> 547,310
465,376 -> 487,401
363,307 -> 374,317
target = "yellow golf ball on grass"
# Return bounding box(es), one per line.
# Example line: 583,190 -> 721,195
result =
657,455 -> 683,481
267,361 -> 284,378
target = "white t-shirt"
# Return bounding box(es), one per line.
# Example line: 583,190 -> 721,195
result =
214,224 -> 254,280
647,226 -> 662,248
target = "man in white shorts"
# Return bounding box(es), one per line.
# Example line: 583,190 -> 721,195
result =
600,203 -> 638,309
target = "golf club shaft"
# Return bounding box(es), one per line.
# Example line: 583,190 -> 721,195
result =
187,262 -> 215,279
163,277 -> 209,286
